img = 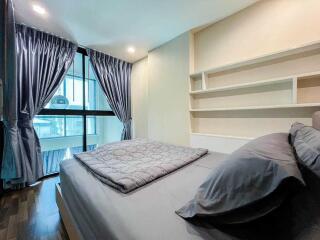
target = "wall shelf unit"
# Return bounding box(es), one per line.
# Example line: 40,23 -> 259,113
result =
190,103 -> 320,112
297,73 -> 320,104
189,41 -> 320,151
191,41 -> 320,78
190,77 -> 293,95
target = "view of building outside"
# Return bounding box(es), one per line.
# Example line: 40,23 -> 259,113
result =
33,53 -> 122,175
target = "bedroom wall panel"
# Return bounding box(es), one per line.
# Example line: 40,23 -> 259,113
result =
190,133 -> 250,154
131,57 -> 149,138
131,33 -> 190,146
189,0 -> 320,153
194,0 -> 320,72
191,83 -> 293,109
147,33 -> 190,146
132,0 -> 320,152
191,109 -> 314,139
205,50 -> 320,89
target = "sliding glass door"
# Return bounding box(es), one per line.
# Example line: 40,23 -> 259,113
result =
33,48 -> 122,175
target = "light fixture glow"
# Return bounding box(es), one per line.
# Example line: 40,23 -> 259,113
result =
32,4 -> 46,15
127,46 -> 135,53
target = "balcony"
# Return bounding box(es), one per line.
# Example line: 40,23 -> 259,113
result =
34,115 -> 122,175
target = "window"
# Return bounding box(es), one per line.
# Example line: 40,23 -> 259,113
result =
34,115 -> 96,138
34,116 -> 65,138
44,53 -> 110,111
33,48 -> 122,175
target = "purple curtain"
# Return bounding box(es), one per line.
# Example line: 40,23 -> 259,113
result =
89,50 -> 132,140
1,24 -> 77,188
1,0 -> 16,188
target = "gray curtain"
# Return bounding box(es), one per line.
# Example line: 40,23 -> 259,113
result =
89,50 -> 132,140
42,148 -> 67,175
1,0 -> 17,187
1,0 -> 16,191
1,0 -> 16,123
1,24 -> 77,188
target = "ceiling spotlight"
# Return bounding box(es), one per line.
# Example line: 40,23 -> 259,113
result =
127,46 -> 135,53
32,4 -> 47,15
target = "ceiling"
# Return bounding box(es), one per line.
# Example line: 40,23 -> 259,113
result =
12,0 -> 257,63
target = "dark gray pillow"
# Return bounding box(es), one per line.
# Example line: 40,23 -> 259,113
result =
289,122 -> 305,144
290,122 -> 320,177
176,133 -> 304,223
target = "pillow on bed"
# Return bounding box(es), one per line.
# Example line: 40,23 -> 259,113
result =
176,133 -> 304,224
290,122 -> 320,178
289,122 -> 305,144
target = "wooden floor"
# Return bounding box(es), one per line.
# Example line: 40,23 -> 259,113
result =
0,176 -> 69,240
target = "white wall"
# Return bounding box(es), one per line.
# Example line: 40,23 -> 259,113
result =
147,33 -> 190,146
131,57 -> 149,138
194,0 -> 320,72
131,0 -> 320,149
189,0 -> 320,153
131,33 -> 190,146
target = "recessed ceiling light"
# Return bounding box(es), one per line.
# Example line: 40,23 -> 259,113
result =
127,46 -> 135,54
32,4 -> 47,15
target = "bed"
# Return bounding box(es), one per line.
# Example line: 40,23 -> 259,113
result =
56,113 -> 320,240
58,152 -> 229,240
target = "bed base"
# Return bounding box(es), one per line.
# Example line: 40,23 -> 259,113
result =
56,183 -> 81,240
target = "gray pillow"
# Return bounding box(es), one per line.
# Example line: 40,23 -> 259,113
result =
289,122 -> 305,144
176,133 -> 304,223
290,122 -> 320,177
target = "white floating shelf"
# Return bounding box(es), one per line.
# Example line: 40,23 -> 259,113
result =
190,41 -> 320,77
189,77 -> 293,95
190,103 -> 320,112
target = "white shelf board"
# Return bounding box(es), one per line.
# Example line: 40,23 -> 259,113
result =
191,132 -> 254,140
190,41 -> 320,77
190,103 -> 320,112
296,70 -> 320,79
189,77 -> 293,95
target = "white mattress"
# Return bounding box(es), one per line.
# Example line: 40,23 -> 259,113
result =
60,152 -> 229,240
59,151 -> 320,240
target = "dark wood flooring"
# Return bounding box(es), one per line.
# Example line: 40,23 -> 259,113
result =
0,176 -> 69,240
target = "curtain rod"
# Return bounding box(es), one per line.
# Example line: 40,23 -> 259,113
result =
17,22 -> 77,44
16,23 -> 132,64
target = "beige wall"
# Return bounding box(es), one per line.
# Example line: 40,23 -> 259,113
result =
131,57 -> 149,138
131,33 -> 190,146
194,0 -> 320,72
147,33 -> 190,146
190,0 -> 320,152
132,0 -> 320,146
